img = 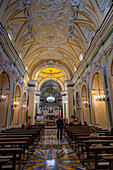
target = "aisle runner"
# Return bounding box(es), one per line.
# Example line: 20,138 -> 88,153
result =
24,129 -> 84,170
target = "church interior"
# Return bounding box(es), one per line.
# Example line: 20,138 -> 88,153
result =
0,0 -> 113,169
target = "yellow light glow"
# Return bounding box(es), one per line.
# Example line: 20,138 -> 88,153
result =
35,67 -> 64,79
41,68 -> 61,74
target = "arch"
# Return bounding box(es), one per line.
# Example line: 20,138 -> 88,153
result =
31,61 -> 71,81
81,84 -> 90,124
91,72 -> 108,127
12,84 -> 21,126
38,78 -> 65,91
0,71 -> 10,127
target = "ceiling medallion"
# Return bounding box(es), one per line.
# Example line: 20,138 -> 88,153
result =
22,0 -> 82,44
39,50 -> 64,60
32,0 -> 70,43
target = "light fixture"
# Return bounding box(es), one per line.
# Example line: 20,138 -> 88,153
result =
0,71 -> 6,102
95,72 -> 105,102
83,96 -> 89,107
13,96 -> 19,108
22,104 -> 26,109
46,82 -> 55,103
47,94 -> 55,103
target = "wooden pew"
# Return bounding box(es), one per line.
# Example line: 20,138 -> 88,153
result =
82,140 -> 113,161
77,136 -> 113,154
87,146 -> 113,170
103,155 -> 113,170
0,148 -> 22,170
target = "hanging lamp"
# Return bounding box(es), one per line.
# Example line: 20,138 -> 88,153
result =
46,82 -> 55,103
95,73 -> 105,101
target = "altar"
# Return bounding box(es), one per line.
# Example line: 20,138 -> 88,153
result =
35,112 -> 58,126
44,120 -> 56,126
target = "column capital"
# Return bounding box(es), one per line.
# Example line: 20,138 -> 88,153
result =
27,80 -> 38,90
61,91 -> 68,96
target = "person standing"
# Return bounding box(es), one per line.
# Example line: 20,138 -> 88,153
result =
57,116 -> 63,139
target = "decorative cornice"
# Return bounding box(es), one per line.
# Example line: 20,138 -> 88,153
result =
27,84 -> 35,87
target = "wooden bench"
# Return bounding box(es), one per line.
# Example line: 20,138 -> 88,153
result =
0,148 -> 22,170
103,155 -> 113,170
88,146 -> 113,170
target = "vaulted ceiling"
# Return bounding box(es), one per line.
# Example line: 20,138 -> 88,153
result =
0,0 -> 111,88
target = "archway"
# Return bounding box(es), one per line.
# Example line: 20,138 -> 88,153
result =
0,71 -> 10,127
91,72 -> 108,126
81,85 -> 90,124
12,85 -> 21,126
39,80 -> 62,122
21,92 -> 26,124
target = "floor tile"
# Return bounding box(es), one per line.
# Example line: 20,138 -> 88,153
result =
24,128 -> 85,170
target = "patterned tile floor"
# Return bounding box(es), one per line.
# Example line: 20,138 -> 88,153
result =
24,128 -> 85,170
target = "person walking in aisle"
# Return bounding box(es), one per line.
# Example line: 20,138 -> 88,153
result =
57,116 -> 63,139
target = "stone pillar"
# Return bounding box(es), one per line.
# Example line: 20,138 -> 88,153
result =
61,91 -> 68,119
101,52 -> 113,127
10,68 -> 16,126
27,80 -> 38,124
77,82 -> 82,122
67,87 -> 74,123
19,81 -> 24,125
26,88 -> 30,124
86,71 -> 93,125
35,91 -> 41,114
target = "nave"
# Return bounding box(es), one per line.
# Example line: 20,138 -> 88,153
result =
24,127 -> 84,170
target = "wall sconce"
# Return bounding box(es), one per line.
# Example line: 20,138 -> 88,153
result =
13,97 -> 19,108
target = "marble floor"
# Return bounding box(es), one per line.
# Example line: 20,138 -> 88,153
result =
24,128 -> 85,170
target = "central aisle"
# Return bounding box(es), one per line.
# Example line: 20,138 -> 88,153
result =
24,128 -> 85,170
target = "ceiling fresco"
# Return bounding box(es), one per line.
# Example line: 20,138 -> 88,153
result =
0,0 -> 111,91
32,0 -> 70,43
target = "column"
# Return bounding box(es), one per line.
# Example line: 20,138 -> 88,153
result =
86,71 -> 93,124
27,80 -> 38,124
78,82 -> 82,122
67,87 -> 74,123
61,91 -> 68,119
35,91 -> 41,114
102,52 -> 113,127
10,68 -> 16,126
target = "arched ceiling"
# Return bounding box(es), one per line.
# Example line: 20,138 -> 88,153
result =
35,67 -> 66,88
0,0 -> 111,84
40,80 -> 62,105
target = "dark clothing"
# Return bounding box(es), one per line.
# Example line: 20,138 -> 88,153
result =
57,128 -> 62,139
78,123 -> 82,126
57,118 -> 63,139
57,118 -> 63,129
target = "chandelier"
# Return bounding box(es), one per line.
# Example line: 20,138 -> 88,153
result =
22,104 -> 26,109
46,82 -> 55,103
13,97 -> 19,108
83,96 -> 89,107
47,94 -> 55,103
0,72 -> 6,102
95,73 -> 105,102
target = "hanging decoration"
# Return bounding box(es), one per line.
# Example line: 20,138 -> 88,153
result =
83,96 -> 89,107
13,96 -> 19,108
95,73 -> 105,102
47,94 -> 55,103
46,82 -> 55,103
